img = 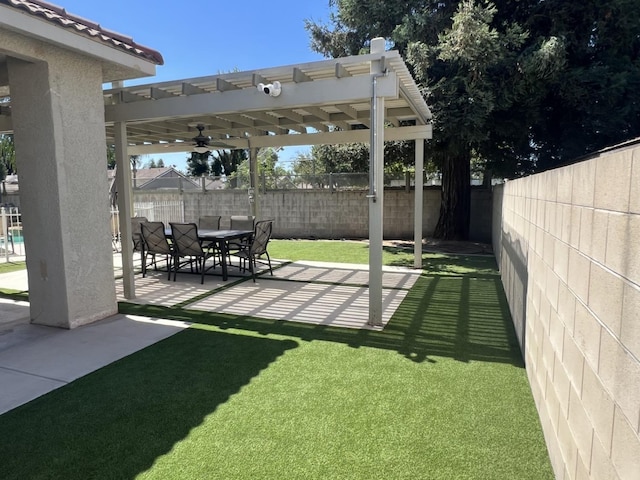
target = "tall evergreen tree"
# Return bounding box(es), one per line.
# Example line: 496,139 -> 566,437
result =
307,0 -> 639,239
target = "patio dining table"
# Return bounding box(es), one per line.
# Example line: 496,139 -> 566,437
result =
165,228 -> 253,281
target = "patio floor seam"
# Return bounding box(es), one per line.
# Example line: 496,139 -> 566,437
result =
0,365 -> 67,384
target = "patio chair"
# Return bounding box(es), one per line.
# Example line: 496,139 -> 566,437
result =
227,215 -> 255,264
236,219 -> 274,282
131,216 -> 148,268
198,215 -> 221,230
198,215 -> 223,264
170,222 -> 216,284
140,221 -> 173,279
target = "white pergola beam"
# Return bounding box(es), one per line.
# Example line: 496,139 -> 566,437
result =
106,73 -> 398,123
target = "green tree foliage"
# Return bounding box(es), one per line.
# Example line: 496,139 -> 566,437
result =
310,143 -> 369,173
130,155 -> 142,172
0,134 -> 16,182
106,145 -> 116,170
186,152 -> 211,177
523,0 -> 640,168
211,149 -> 247,177
233,148 -> 290,189
292,151 -> 327,188
307,0 -> 639,239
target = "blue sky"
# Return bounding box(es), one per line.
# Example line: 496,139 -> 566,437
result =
57,0 -> 333,170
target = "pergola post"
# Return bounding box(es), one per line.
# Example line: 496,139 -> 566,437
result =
249,147 -> 259,218
113,81 -> 135,299
115,121 -> 135,298
414,139 -> 424,268
368,38 -> 386,327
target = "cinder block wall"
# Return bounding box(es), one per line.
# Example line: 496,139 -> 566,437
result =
136,187 -> 492,241
493,145 -> 640,479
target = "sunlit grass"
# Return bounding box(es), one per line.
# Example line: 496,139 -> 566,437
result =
0,261 -> 25,274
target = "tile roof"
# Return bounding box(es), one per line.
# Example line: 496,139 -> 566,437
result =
1,0 -> 164,65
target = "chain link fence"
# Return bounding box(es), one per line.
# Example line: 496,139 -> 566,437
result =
179,171 -> 418,192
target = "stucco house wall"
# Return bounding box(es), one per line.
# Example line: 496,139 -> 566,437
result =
493,143 -> 640,479
4,28 -> 118,327
0,0 -> 161,328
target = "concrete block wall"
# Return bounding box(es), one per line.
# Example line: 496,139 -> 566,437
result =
136,187 -> 492,241
493,145 -> 640,480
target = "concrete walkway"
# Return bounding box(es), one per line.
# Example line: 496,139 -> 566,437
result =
0,257 -> 421,415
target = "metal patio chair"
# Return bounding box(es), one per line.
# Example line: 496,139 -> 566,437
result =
131,216 -> 148,269
198,215 -> 222,265
227,215 -> 255,264
170,222 -> 216,284
198,215 -> 221,230
140,221 -> 173,279
236,219 -> 274,282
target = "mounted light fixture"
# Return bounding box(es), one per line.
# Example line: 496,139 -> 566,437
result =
192,124 -> 211,153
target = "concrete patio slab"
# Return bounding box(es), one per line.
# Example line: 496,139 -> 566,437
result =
0,297 -> 29,325
0,314 -> 189,415
0,269 -> 28,292
115,269 -> 252,306
184,261 -> 421,330
185,278 -> 410,329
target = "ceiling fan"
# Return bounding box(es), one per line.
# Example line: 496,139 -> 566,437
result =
192,124 -> 234,152
192,124 -> 211,154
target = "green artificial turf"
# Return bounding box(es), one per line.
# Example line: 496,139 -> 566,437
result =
0,244 -> 553,479
268,239 -> 499,274
0,260 -> 25,274
0,261 -> 28,300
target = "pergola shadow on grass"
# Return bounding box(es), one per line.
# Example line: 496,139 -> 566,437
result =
0,248 -> 552,479
118,273 -> 521,367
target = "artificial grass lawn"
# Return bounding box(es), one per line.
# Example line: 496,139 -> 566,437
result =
0,260 -> 25,274
0,244 -> 553,479
0,261 -> 28,300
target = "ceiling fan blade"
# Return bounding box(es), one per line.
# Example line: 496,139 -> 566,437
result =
208,141 -> 234,149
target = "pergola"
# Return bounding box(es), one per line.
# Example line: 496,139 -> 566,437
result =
106,38 -> 432,326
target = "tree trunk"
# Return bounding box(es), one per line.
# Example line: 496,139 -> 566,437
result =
433,151 -> 471,240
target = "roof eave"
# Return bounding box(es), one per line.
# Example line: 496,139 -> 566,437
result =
0,4 -> 159,82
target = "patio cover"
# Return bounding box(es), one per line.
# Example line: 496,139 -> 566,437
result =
108,38 -> 432,326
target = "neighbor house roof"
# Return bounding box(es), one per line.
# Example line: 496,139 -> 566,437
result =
0,0 -> 164,65
107,167 -> 200,191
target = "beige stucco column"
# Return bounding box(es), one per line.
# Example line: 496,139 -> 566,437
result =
7,54 -> 117,328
